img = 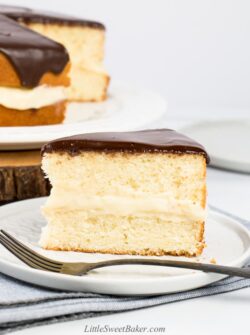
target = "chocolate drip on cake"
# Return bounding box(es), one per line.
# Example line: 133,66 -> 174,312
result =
42,129 -> 210,163
0,14 -> 69,87
0,5 -> 105,29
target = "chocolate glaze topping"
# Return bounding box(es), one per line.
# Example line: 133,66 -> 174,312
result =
0,5 -> 105,29
42,129 -> 210,163
0,14 -> 69,87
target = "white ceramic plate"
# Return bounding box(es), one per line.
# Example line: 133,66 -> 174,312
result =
0,198 -> 249,296
181,119 -> 250,173
0,81 -> 167,150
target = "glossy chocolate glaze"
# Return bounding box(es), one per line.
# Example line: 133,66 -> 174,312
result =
0,5 -> 105,29
0,14 -> 69,87
42,129 -> 210,163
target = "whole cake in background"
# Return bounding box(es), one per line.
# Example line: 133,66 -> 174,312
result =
0,5 -> 109,126
0,5 -> 109,102
40,129 -> 209,257
0,14 -> 70,126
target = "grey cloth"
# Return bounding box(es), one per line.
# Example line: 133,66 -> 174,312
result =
0,206 -> 249,334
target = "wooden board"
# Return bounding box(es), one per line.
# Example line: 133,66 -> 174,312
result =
0,150 -> 50,204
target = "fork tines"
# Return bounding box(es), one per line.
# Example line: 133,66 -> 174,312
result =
0,230 -> 62,272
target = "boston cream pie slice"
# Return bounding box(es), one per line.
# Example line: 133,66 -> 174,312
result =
40,129 -> 209,257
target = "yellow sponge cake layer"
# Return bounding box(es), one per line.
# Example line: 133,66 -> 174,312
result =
41,151 -> 206,256
41,129 -> 209,257
26,23 -> 109,101
0,101 -> 65,126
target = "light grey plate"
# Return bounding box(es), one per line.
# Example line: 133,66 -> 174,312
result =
181,119 -> 250,173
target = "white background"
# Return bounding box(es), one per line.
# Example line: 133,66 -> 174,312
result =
6,0 -> 250,117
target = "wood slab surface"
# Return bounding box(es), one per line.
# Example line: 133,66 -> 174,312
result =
0,150 -> 50,203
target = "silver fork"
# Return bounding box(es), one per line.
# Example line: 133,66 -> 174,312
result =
0,229 -> 250,277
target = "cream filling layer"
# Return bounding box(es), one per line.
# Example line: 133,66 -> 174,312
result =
44,193 -> 205,222
0,85 -> 65,110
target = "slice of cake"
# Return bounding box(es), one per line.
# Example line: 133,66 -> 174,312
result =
0,14 -> 70,126
40,129 -> 209,257
0,5 -> 109,102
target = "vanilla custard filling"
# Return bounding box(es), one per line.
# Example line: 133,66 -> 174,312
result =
0,85 -> 65,110
44,193 -> 205,222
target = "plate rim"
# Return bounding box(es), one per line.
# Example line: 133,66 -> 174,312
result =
0,197 -> 249,295
0,80 -> 167,150
180,119 -> 250,173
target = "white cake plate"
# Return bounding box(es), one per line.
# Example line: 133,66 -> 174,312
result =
181,119 -> 250,173
0,197 -> 249,296
0,81 -> 167,150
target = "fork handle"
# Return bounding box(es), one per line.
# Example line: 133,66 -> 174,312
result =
82,259 -> 250,278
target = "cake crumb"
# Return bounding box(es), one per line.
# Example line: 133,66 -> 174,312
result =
210,258 -> 217,264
